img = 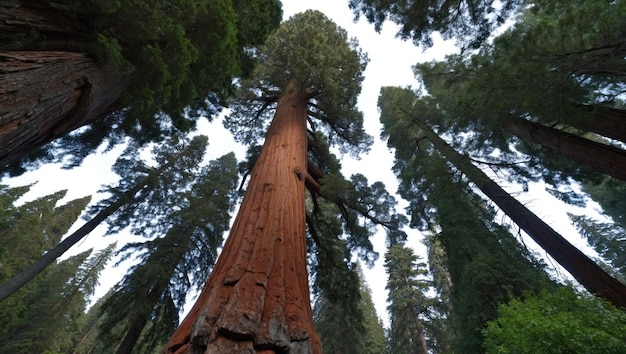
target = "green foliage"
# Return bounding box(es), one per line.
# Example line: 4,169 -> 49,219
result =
95,152 -> 239,352
378,85 -> 553,352
569,213 -> 626,280
313,262 -> 386,354
0,241 -> 115,353
385,244 -> 437,353
484,287 -> 626,354
85,134 -> 209,237
349,0 -> 521,48
409,0 -> 626,187
226,10 -> 372,155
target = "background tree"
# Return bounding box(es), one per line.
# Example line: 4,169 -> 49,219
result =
384,243 -> 434,354
0,195 -> 115,353
0,189 -> 91,335
412,0 -> 626,213
313,262 -> 386,354
0,134 -> 210,302
95,152 -> 239,354
378,88 -> 558,350
348,0 -> 522,48
164,10 -> 406,353
0,0 -> 281,170
484,286 -> 626,354
378,86 -> 626,309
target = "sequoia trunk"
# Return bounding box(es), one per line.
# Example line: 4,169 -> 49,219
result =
0,51 -> 128,168
503,117 -> 626,181
163,88 -> 321,353
420,121 -> 626,308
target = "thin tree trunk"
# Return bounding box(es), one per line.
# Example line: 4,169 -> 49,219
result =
0,150 -> 184,302
163,87 -> 321,353
503,117 -> 626,181
420,120 -> 626,308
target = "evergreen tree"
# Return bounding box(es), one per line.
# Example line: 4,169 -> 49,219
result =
349,0 -> 522,48
0,0 -> 282,170
0,134 -> 209,302
313,262 -> 386,354
96,152 -> 240,354
165,10 -> 406,353
378,85 -> 626,309
0,190 -> 90,337
0,195 -> 114,353
384,244 -> 433,354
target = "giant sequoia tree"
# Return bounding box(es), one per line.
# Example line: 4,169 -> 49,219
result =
0,0 -> 281,169
164,10 -> 405,353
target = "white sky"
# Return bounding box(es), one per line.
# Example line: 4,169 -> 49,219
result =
2,0 -> 606,330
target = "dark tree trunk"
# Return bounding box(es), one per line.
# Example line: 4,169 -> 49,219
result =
0,150 -> 183,302
116,320 -> 149,354
163,88 -> 321,353
421,121 -> 626,309
504,117 -> 626,181
0,51 -> 129,168
571,104 -> 626,144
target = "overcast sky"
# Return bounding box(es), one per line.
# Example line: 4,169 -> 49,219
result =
2,0 -> 605,329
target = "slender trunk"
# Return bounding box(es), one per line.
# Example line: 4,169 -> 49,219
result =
116,313 -> 151,354
0,150 -> 183,302
504,117 -> 626,181
420,120 -> 626,308
163,88 -> 321,353
0,51 -> 129,168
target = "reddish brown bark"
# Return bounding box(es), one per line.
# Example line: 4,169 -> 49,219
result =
163,88 -> 321,353
504,117 -> 626,181
0,50 -> 128,168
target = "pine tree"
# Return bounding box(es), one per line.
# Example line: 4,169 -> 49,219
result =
0,191 -> 114,352
0,134 -> 209,302
0,190 -> 90,336
384,244 -> 432,354
349,0 -> 522,48
96,152 -> 240,354
378,85 -> 626,309
314,262 -> 386,354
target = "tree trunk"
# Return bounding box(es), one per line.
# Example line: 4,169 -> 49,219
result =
503,117 -> 626,181
163,88 -> 321,353
0,149 -> 183,302
571,104 -> 626,144
420,121 -> 626,308
0,50 -> 129,168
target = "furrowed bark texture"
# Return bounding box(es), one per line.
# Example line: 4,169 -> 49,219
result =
0,50 -> 128,167
420,120 -> 626,308
163,88 -> 321,353
504,117 -> 626,181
